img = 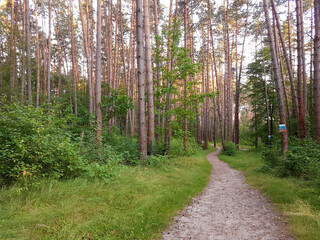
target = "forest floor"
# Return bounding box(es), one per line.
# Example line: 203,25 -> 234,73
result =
162,147 -> 293,240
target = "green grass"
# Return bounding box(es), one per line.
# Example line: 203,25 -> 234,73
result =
0,147 -> 214,240
219,147 -> 320,240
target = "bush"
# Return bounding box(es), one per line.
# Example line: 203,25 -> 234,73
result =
102,129 -> 140,164
261,138 -> 320,180
171,137 -> 201,157
261,147 -> 281,168
279,138 -> 320,179
0,104 -> 83,185
222,141 -> 237,156
151,141 -> 166,156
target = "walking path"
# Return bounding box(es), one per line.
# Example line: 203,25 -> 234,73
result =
163,147 -> 293,240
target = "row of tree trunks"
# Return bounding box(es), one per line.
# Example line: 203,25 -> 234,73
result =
208,0 -> 225,150
270,0 -> 298,123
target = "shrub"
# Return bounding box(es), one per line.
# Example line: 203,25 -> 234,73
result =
261,147 -> 281,168
102,129 -> 140,164
171,137 -> 201,157
151,141 -> 166,156
0,104 -> 83,185
279,138 -> 320,179
261,138 -> 320,180
222,141 -> 237,156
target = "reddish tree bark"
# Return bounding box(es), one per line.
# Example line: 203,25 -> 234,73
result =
144,0 -> 155,150
136,0 -> 147,159
96,0 -> 102,144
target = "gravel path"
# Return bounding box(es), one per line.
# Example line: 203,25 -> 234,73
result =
162,147 -> 293,240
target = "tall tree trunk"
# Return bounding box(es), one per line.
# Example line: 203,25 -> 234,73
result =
35,0 -> 40,107
136,0 -> 147,159
271,0 -> 299,124
144,0 -> 155,151
287,0 -> 293,67
224,0 -> 232,142
20,0 -> 26,104
47,0 -> 52,110
314,0 -> 320,143
273,17 -> 290,119
153,0 -> 161,140
234,0 -> 249,147
210,55 -> 217,147
164,0 -> 174,156
263,0 -> 288,155
26,0 -> 32,103
96,0 -> 102,144
70,0 -> 77,115
41,0 -> 46,95
113,0 -> 120,89
183,0 -> 188,151
208,0 -> 225,149
262,46 -> 271,138
10,0 -> 16,99
55,27 -> 62,97
129,0 -> 136,136
295,0 -> 306,138
87,0 -> 95,113
204,28 -> 209,150
120,0 -> 127,89
108,0 -> 113,91
309,8 -> 313,117
79,0 -> 93,114
299,0 -> 307,118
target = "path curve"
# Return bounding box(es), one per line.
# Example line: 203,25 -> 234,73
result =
162,147 -> 293,240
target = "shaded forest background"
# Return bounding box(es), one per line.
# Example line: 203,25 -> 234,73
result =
0,0 -> 319,185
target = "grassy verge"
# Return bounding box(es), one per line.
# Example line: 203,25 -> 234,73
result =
219,147 -> 320,240
0,147 -> 214,240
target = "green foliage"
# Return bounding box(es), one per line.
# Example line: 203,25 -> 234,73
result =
152,18 -> 203,152
171,137 -> 201,157
102,129 -> 140,165
0,104 -> 83,185
245,47 -> 280,146
222,141 -> 237,156
261,138 -> 320,180
79,135 -> 124,181
280,138 -> 320,180
261,147 -> 281,168
150,141 -> 166,156
0,147 -> 213,240
143,155 -> 170,168
101,87 -> 134,124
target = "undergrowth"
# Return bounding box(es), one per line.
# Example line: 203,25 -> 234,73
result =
0,147 -> 214,239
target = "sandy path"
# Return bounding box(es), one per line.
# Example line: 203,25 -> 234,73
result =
162,147 -> 293,240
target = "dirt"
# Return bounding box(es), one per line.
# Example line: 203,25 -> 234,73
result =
162,147 -> 293,240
